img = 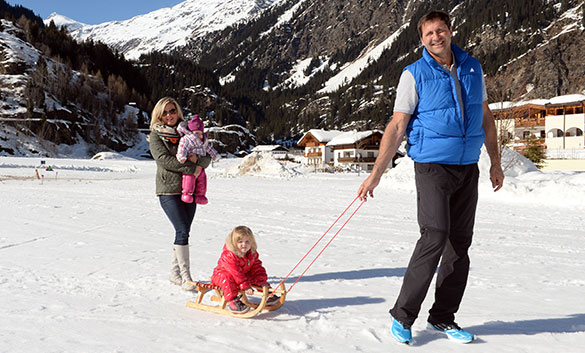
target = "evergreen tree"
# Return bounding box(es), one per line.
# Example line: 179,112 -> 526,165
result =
523,136 -> 546,169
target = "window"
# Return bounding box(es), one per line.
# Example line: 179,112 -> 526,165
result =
523,131 -> 531,139
540,130 -> 545,138
367,152 -> 374,158
566,128 -> 584,137
577,107 -> 584,114
547,129 -> 564,138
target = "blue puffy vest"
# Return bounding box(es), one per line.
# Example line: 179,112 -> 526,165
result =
404,44 -> 485,165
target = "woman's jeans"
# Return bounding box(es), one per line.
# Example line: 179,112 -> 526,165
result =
159,195 -> 197,245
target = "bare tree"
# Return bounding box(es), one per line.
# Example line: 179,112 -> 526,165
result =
488,80 -> 522,172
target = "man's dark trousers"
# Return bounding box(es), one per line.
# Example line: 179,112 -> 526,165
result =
390,162 -> 480,326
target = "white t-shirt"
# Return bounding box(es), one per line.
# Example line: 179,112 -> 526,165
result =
393,57 -> 488,119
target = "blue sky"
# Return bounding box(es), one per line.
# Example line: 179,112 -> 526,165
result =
6,0 -> 184,25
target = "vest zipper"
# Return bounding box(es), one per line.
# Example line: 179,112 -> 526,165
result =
460,134 -> 466,164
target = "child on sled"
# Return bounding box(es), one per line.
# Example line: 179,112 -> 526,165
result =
176,114 -> 220,204
211,226 -> 279,313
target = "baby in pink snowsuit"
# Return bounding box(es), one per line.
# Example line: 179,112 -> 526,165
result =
176,115 -> 220,204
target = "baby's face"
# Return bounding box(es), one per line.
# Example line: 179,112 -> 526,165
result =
236,236 -> 252,254
194,131 -> 203,139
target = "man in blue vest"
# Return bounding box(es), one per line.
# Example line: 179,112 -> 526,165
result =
358,10 -> 504,344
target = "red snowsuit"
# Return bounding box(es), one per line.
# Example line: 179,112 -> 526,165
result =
211,245 -> 269,301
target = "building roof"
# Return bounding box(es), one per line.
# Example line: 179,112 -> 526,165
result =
489,99 -> 549,111
297,129 -> 343,145
547,94 -> 585,106
489,94 -> 585,111
326,130 -> 383,146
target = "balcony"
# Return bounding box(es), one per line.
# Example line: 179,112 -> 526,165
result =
305,152 -> 322,157
337,157 -> 377,163
515,119 -> 545,128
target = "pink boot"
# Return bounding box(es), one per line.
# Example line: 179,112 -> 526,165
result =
194,169 -> 209,205
181,174 -> 195,203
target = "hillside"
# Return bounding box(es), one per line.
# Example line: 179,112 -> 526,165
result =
0,18 -> 148,157
189,0 -> 585,138
2,0 -> 585,156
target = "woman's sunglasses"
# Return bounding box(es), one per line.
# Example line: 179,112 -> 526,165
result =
162,108 -> 177,117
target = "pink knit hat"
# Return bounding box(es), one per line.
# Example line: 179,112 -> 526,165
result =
188,114 -> 204,132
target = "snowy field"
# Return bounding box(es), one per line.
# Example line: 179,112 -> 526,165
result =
1,151 -> 584,352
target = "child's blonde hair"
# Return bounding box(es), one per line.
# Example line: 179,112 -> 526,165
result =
226,225 -> 258,257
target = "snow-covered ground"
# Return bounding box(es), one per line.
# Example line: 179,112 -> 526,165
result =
1,151 -> 584,352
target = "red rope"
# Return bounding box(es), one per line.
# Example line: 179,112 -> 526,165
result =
273,196 -> 365,294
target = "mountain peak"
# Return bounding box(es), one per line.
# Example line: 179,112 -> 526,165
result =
44,12 -> 86,31
64,0 -> 285,60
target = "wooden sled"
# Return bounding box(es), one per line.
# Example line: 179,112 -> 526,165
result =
186,281 -> 287,318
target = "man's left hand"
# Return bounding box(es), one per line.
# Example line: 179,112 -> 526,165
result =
490,164 -> 505,192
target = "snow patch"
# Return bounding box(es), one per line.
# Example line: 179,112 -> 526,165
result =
225,152 -> 300,177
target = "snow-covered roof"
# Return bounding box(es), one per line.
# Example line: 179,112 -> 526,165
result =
548,94 -> 585,105
297,129 -> 342,144
326,130 -> 383,146
489,99 -> 549,110
251,145 -> 287,152
490,94 -> 585,111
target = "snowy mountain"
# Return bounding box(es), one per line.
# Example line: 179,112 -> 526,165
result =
185,0 -> 585,137
3,0 -> 585,157
58,0 -> 285,60
44,12 -> 85,31
193,0 -> 585,98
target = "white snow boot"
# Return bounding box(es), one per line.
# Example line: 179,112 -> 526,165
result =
173,245 -> 195,291
170,248 -> 182,286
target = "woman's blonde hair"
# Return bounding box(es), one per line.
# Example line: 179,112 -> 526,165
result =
149,96 -> 184,130
226,225 -> 258,257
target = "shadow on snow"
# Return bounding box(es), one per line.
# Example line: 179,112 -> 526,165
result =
414,313 -> 585,345
269,267 -> 407,284
279,296 -> 387,317
467,314 -> 585,335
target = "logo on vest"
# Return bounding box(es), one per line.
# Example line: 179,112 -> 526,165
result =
470,68 -> 475,73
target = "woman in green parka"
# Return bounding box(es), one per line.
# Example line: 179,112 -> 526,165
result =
149,97 -> 211,291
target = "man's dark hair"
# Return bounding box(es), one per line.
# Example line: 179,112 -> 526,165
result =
417,10 -> 451,37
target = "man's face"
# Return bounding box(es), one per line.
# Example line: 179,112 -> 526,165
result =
419,18 -> 453,61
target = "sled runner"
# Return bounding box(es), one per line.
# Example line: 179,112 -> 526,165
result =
186,281 -> 287,318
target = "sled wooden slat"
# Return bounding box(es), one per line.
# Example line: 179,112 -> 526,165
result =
186,282 -> 287,318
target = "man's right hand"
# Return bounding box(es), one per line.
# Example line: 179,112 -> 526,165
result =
357,174 -> 381,201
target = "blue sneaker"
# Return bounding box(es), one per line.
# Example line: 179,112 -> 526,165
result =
428,322 -> 475,343
390,314 -> 413,345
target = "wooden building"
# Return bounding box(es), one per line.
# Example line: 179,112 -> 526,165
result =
544,95 -> 585,157
490,94 -> 585,157
490,100 -> 548,153
326,130 -> 384,171
297,129 -> 342,167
